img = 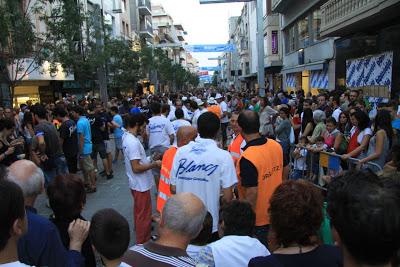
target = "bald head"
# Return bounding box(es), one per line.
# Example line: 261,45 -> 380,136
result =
161,192 -> 206,239
8,160 -> 44,198
238,110 -> 260,135
176,126 -> 197,147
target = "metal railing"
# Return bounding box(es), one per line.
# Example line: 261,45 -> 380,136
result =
321,0 -> 377,32
290,148 -> 383,186
138,0 -> 151,10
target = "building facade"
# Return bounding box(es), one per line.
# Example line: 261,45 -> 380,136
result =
272,0 -> 337,95
320,0 -> 400,100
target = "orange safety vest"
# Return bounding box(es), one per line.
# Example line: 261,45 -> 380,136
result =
157,146 -> 178,213
207,105 -> 222,119
228,134 -> 244,164
236,139 -> 283,226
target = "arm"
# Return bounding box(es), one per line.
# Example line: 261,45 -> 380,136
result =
333,133 -> 343,152
245,187 -> 258,211
301,123 -> 313,138
343,134 -> 371,159
359,131 -> 385,163
37,135 -> 46,154
130,159 -> 160,174
222,186 -> 233,205
169,134 -> 174,145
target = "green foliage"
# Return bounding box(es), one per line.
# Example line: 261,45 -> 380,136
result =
105,39 -> 140,90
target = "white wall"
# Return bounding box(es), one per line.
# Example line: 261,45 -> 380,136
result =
248,2 -> 258,74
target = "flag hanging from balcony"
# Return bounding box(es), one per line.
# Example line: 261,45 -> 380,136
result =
346,51 -> 393,90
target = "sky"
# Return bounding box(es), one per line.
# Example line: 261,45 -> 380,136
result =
152,0 -> 243,68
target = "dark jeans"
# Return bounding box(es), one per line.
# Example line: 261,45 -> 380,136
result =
66,156 -> 78,174
43,155 -> 69,186
255,224 -> 270,249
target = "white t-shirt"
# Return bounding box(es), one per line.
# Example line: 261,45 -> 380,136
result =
332,107 -> 342,122
168,106 -> 191,121
219,101 -> 229,123
0,261 -> 32,267
170,137 -> 237,232
351,126 -> 373,144
122,131 -> 154,192
183,105 -> 193,121
209,235 -> 270,267
192,108 -> 207,129
172,119 -> 191,146
147,115 -> 175,149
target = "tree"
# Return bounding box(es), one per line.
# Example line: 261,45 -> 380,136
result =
41,0 -> 101,92
0,0 -> 48,105
105,39 -> 140,92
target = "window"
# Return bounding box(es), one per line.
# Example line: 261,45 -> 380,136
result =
126,24 -> 129,36
312,9 -> 321,42
285,25 -> 296,53
122,21 -> 125,35
122,0 -> 126,13
297,16 -> 309,48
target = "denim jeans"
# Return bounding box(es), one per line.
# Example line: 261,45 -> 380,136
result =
43,155 -> 69,186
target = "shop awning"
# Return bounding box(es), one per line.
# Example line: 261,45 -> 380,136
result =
281,60 -> 326,74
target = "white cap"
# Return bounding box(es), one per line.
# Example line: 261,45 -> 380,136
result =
196,99 -> 204,106
182,96 -> 188,101
208,97 -> 216,105
215,93 -> 223,99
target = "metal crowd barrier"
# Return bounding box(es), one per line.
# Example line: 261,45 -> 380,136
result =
290,148 -> 383,187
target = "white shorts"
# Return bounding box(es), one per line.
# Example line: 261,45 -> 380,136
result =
104,140 -> 112,154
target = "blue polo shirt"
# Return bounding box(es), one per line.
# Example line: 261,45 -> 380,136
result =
113,114 -> 124,139
77,116 -> 92,155
18,206 -> 84,267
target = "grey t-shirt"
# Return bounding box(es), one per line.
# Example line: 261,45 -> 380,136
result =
34,121 -> 63,158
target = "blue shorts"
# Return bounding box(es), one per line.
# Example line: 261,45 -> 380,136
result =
114,137 -> 122,150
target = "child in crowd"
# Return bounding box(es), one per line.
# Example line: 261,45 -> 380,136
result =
291,136 -> 308,180
307,136 -> 327,182
89,209 -> 131,267
323,117 -> 342,152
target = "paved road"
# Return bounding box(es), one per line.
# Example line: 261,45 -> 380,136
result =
36,152 -> 157,245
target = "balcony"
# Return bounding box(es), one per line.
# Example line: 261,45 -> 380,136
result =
264,13 -> 279,32
138,0 -> 152,16
272,0 -> 294,13
140,20 -> 153,38
321,0 -> 400,37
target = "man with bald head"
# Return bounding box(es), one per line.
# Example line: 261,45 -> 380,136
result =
7,160 -> 90,267
123,192 -> 207,266
156,126 -> 197,213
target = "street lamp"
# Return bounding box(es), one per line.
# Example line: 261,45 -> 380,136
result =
199,0 -> 265,96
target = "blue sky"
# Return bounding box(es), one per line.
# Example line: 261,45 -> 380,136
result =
153,0 -> 243,67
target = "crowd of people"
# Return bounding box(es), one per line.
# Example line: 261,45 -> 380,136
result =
0,86 -> 400,267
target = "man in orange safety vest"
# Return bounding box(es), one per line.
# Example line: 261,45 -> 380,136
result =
156,126 -> 198,213
228,111 -> 246,165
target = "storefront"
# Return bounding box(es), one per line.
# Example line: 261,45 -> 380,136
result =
8,59 -> 74,106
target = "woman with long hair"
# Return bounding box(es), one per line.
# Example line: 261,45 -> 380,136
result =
341,109 -> 372,161
337,111 -> 351,136
358,109 -> 392,172
300,108 -> 315,138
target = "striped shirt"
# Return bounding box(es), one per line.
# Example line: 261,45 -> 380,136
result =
122,241 -> 196,267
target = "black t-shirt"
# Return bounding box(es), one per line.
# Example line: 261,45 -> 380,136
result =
87,113 -> 104,144
99,112 -> 111,141
34,121 -> 63,158
59,119 -> 78,158
249,245 -> 343,267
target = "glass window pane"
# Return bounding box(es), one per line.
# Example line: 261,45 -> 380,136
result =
298,16 -> 309,48
313,9 -> 321,42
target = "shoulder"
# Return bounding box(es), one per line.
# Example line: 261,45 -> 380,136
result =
27,210 -> 59,234
249,255 -> 282,267
313,245 -> 342,261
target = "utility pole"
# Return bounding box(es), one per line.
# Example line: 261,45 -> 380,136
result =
256,0 -> 266,97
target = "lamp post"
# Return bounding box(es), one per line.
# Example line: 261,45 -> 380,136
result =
199,0 -> 265,96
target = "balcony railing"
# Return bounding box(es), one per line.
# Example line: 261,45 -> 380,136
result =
139,22 -> 153,38
138,0 -> 152,16
320,0 -> 398,36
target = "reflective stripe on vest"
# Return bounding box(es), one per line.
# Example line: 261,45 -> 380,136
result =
228,134 -> 244,163
157,147 -> 177,213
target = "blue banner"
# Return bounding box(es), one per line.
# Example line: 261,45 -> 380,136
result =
199,66 -> 221,71
185,44 -> 235,53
